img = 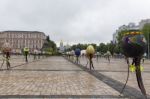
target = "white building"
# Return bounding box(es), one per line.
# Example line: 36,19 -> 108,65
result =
59,40 -> 64,53
112,31 -> 118,44
113,23 -> 139,43
0,31 -> 46,53
118,25 -> 128,32
65,43 -> 71,50
127,23 -> 139,30
139,19 -> 150,29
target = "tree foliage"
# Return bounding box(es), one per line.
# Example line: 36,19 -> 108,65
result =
97,43 -> 107,54
42,35 -> 57,53
116,30 -> 128,54
142,23 -> 150,56
70,43 -> 88,50
69,43 -> 118,55
142,23 -> 150,41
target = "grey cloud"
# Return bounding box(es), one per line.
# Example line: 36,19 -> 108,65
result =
0,0 -> 150,46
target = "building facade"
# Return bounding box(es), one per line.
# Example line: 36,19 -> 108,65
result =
113,23 -> 139,43
112,19 -> 150,44
139,19 -> 150,29
59,40 -> 64,53
127,22 -> 139,30
0,31 -> 46,53
112,31 -> 118,44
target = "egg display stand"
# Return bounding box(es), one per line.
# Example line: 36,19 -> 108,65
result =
121,32 -> 147,99
1,52 -> 11,70
86,54 -> 94,70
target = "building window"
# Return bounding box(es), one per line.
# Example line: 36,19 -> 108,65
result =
28,34 -> 30,38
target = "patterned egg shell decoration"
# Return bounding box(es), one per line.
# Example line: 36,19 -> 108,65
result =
75,48 -> 81,57
122,30 -> 147,57
2,42 -> 12,52
106,51 -> 111,56
24,47 -> 29,52
86,45 -> 95,55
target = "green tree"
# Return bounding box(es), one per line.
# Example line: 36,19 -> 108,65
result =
107,42 -> 116,55
42,35 -> 57,54
97,43 -> 107,54
91,43 -> 97,50
142,23 -> 150,57
114,45 -> 121,54
71,43 -> 89,50
142,23 -> 150,42
46,35 -> 50,42
116,30 -> 128,54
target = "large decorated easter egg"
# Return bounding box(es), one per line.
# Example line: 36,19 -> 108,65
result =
122,30 -> 147,57
86,45 -> 95,55
75,48 -> 81,57
1,42 -> 12,53
24,47 -> 29,55
105,51 -> 111,56
70,50 -> 75,56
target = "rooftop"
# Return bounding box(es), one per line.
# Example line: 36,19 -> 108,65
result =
0,30 -> 45,34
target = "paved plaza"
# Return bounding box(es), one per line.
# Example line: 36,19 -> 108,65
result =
0,55 -> 150,99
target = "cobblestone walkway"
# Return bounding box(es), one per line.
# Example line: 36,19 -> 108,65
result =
0,56 -> 148,99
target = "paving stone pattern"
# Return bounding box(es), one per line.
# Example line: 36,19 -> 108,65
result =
0,56 -> 130,99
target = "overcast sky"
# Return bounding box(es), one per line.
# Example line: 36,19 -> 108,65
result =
0,0 -> 150,46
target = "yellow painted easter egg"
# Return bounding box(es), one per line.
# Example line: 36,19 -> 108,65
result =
86,45 -> 95,55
